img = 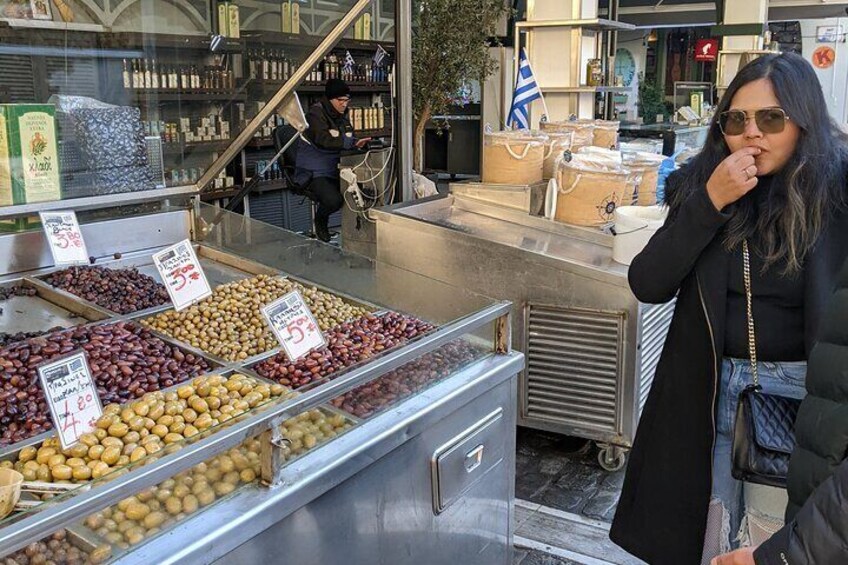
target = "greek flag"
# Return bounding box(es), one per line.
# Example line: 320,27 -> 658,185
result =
373,45 -> 388,66
343,51 -> 356,75
507,49 -> 544,129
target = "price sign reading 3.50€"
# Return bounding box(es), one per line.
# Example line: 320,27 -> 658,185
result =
39,211 -> 89,266
152,239 -> 212,311
262,290 -> 327,361
38,352 -> 103,450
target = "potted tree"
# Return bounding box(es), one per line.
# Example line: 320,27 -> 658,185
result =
411,0 -> 509,172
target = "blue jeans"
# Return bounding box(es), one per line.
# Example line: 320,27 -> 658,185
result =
709,357 -> 807,552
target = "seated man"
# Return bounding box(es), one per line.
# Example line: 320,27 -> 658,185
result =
295,78 -> 370,242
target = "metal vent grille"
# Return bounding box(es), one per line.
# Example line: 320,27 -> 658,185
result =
45,57 -> 99,98
249,191 -> 286,228
0,56 -> 36,102
637,300 -> 675,414
525,304 -> 625,432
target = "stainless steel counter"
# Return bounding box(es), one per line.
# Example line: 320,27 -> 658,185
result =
373,194 -> 674,471
117,353 -> 522,565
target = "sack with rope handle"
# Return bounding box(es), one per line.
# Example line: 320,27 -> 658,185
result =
731,240 -> 803,488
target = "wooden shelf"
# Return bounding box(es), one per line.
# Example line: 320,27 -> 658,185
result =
163,140 -> 232,153
242,80 -> 391,94
240,31 -> 394,53
128,89 -> 247,103
101,32 -> 242,53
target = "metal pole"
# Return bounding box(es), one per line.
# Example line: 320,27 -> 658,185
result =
396,0 -> 414,201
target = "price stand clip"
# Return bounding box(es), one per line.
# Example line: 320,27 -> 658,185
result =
37,352 -> 102,450
262,290 -> 326,361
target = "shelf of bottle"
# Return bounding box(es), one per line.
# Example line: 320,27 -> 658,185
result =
243,80 -> 390,93
128,89 -> 246,102
102,32 -> 243,53
241,31 -> 394,52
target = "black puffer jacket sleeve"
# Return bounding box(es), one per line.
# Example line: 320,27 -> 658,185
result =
305,103 -> 354,151
754,457 -> 848,565
628,171 -> 731,304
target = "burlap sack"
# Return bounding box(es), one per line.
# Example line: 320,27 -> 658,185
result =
541,120 -> 594,152
592,120 -> 620,149
623,151 -> 665,206
554,150 -> 638,227
542,132 -> 573,180
482,130 -> 546,185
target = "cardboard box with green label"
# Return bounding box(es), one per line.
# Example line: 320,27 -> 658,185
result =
0,104 -> 62,207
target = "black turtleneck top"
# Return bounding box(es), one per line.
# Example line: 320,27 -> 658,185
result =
723,176 -> 806,362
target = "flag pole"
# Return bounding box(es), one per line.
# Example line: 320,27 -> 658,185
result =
521,48 -> 549,124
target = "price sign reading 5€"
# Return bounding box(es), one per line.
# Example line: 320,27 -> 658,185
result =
38,352 -> 103,450
262,290 -> 327,361
39,211 -> 89,266
152,239 -> 212,311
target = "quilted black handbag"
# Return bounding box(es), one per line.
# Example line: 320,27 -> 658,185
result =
731,240 -> 802,488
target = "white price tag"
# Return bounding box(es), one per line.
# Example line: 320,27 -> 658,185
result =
39,211 -> 89,266
152,239 -> 212,311
262,290 -> 327,361
38,352 -> 102,450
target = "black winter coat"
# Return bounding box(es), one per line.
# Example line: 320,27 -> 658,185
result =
754,260 -> 848,565
295,97 -> 356,183
609,171 -> 848,565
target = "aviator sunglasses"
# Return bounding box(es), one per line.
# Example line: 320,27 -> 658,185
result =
718,107 -> 790,136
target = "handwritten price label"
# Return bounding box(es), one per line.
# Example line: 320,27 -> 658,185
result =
152,240 -> 212,311
262,290 -> 326,361
38,352 -> 102,450
39,211 -> 89,266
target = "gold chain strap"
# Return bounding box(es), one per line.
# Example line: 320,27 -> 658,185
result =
742,240 -> 759,387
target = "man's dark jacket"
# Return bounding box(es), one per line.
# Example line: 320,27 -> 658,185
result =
295,97 -> 355,184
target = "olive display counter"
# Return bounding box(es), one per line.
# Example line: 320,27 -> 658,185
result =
0,202 -> 522,565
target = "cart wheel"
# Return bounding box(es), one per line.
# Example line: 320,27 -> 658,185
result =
597,446 -> 626,472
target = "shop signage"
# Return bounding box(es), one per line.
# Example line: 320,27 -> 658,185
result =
812,46 -> 836,69
816,25 -> 845,43
40,211 -> 89,266
38,352 -> 102,450
262,290 -> 326,361
152,239 -> 212,311
694,39 -> 719,62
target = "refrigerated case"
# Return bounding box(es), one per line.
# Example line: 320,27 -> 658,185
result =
0,1 -> 522,563
372,193 -> 674,471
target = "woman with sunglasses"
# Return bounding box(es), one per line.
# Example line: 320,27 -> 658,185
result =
609,53 -> 848,564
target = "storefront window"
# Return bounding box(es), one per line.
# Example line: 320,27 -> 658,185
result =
0,0 -> 395,217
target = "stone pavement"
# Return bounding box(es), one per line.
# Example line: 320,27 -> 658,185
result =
515,428 -> 624,522
514,428 -> 646,565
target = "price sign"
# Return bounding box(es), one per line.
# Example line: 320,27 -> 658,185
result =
152,239 -> 212,311
38,352 -> 102,450
262,290 -> 326,361
39,211 -> 89,266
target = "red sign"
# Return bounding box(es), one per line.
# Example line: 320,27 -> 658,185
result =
695,39 -> 719,62
812,46 -> 836,69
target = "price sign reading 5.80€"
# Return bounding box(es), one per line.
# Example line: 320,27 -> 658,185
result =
152,239 -> 212,311
39,211 -> 89,266
38,352 -> 103,450
262,290 -> 327,361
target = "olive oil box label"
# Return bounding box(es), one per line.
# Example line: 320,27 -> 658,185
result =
0,104 -> 62,206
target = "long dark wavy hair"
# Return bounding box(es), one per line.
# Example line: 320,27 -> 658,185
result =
667,52 -> 848,274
